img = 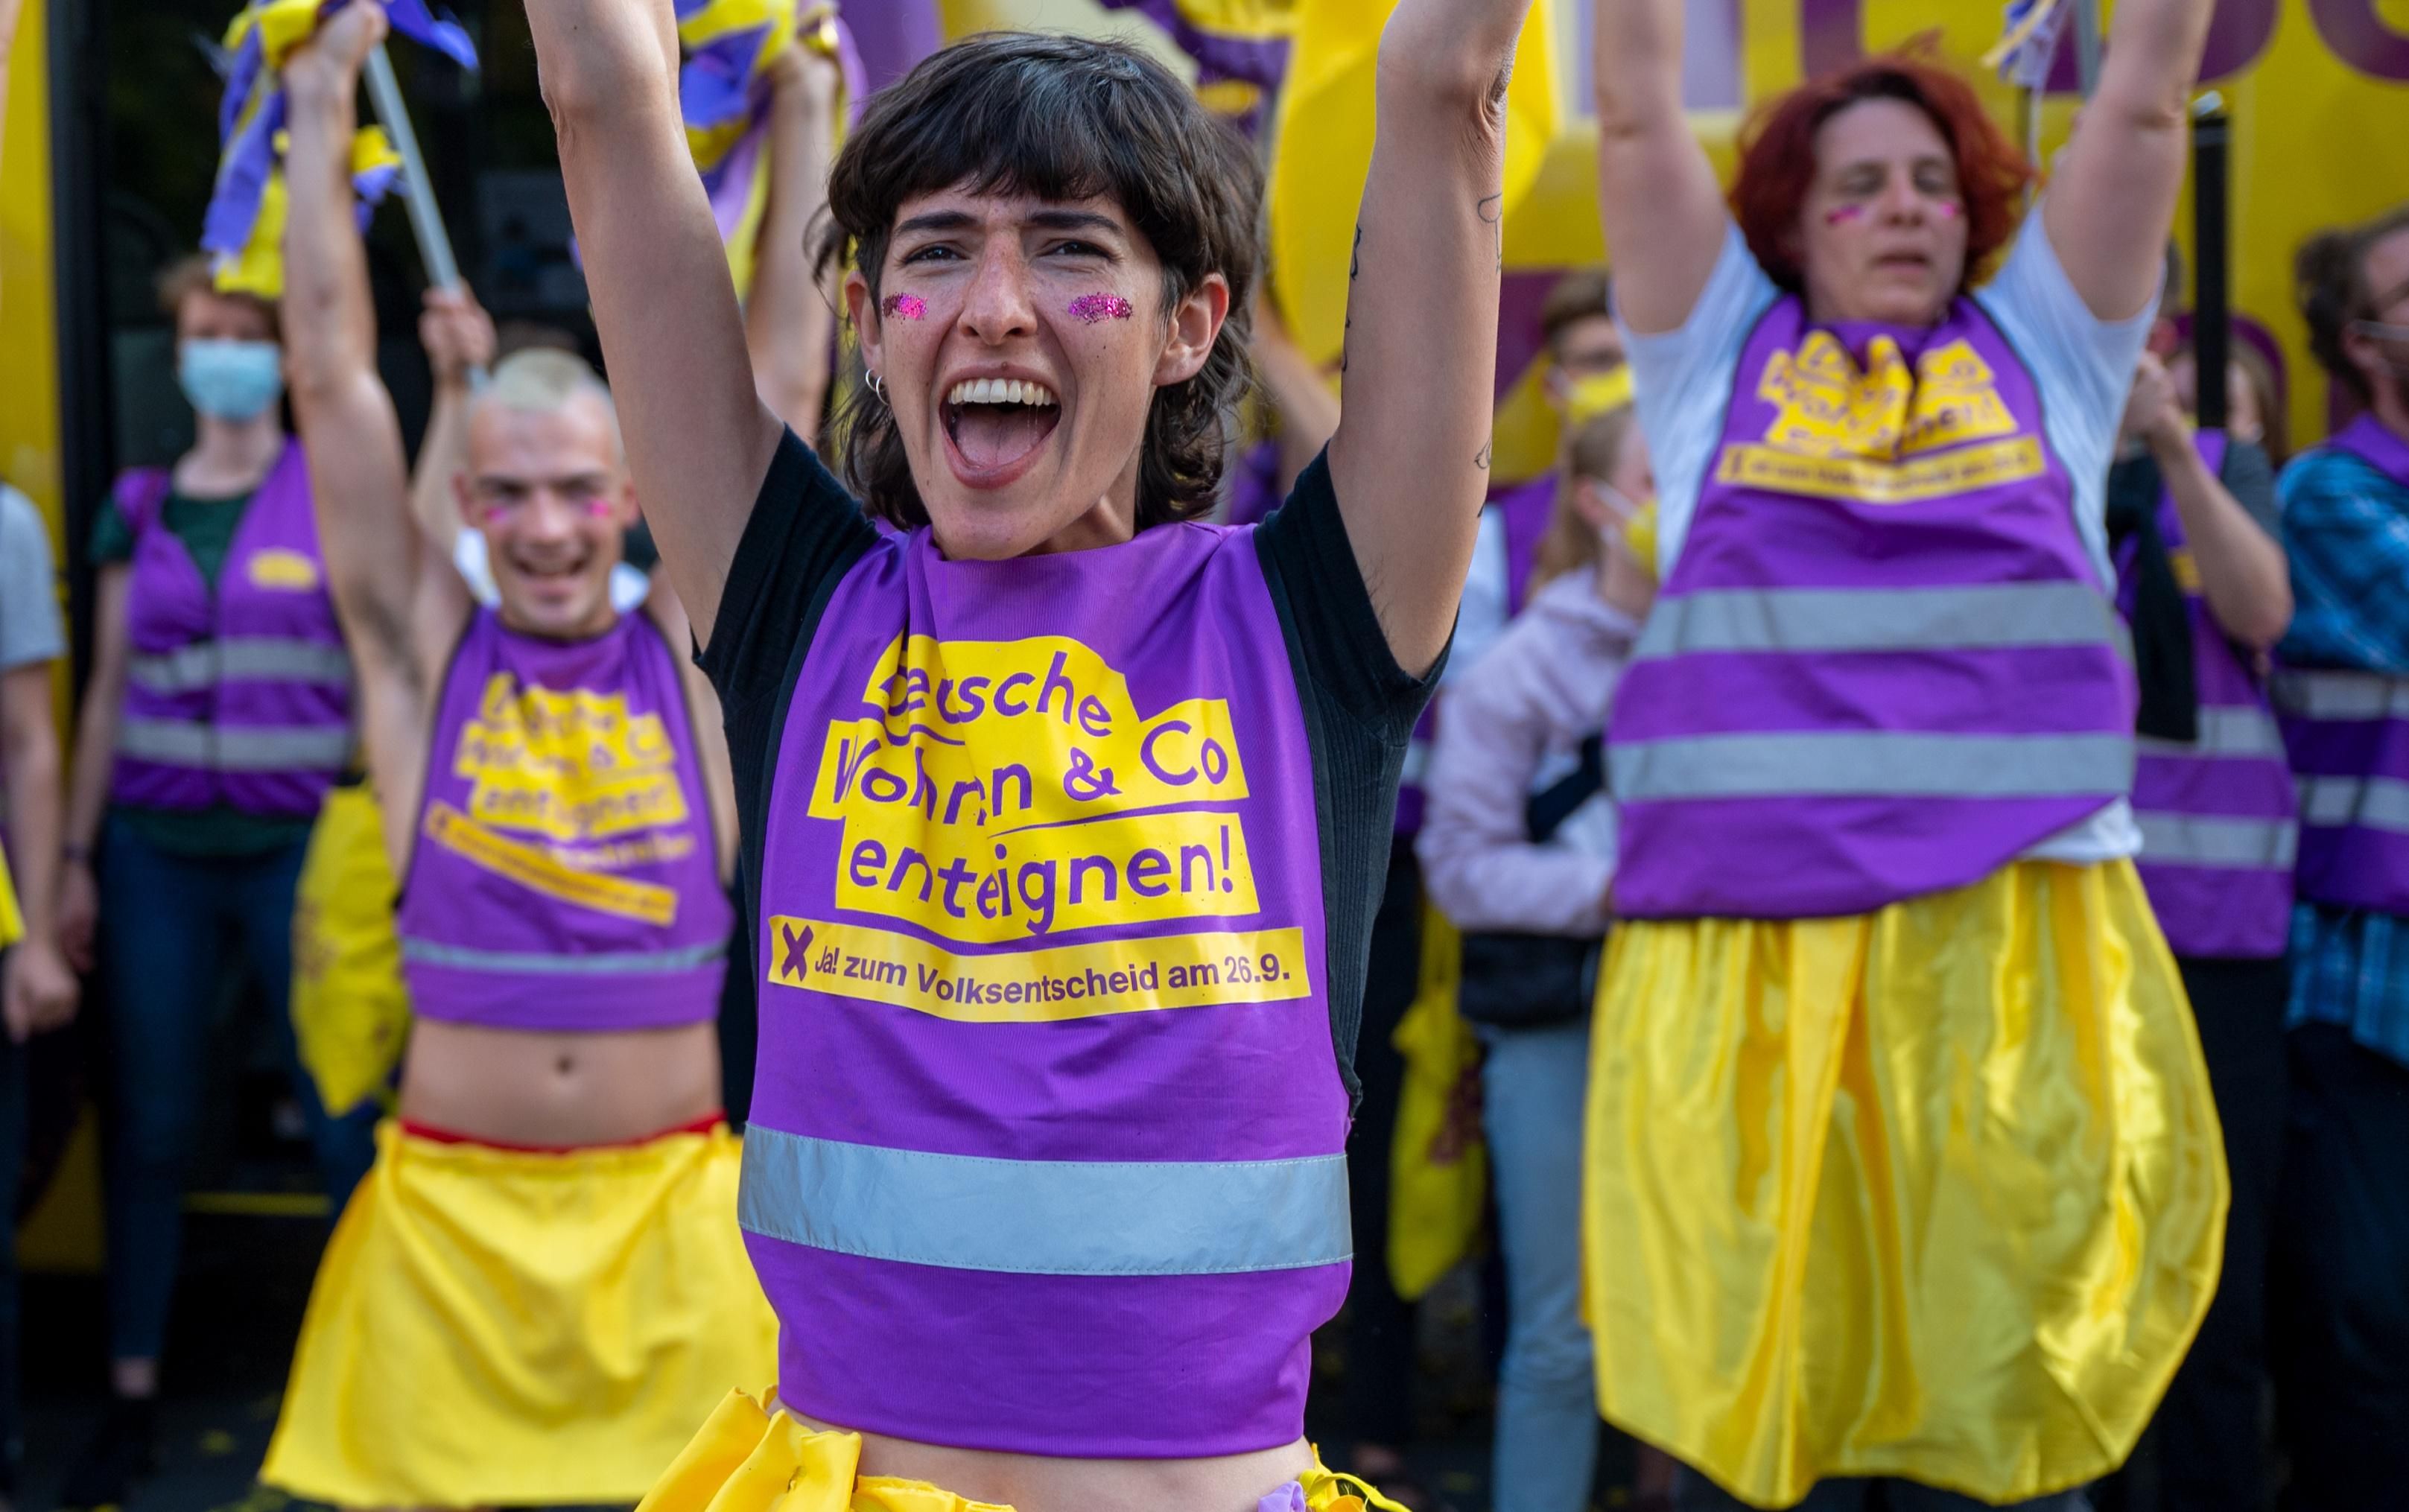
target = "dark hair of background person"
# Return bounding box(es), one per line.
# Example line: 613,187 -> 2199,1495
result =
816,32 -> 1262,532
1530,404 -> 1641,594
155,253 -> 282,343
2296,204 -> 2409,405
1539,267 -> 1615,355
1730,46 -> 2034,299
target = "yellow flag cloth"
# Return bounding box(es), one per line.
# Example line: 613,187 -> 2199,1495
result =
1584,859 -> 2228,1508
638,1390 -> 1410,1512
1386,902 -> 1486,1301
262,1122 -> 778,1508
290,784 -> 409,1117
1267,0 -> 1560,370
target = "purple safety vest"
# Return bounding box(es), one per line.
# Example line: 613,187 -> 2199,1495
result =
2113,431 -> 2297,958
110,442 -> 355,817
745,522 -> 1347,1456
395,609 -> 732,1032
1397,471 -> 1555,836
2275,414 -> 2409,917
1607,295 -> 2137,919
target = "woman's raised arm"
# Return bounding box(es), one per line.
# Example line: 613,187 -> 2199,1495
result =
1591,0 -> 1730,335
1324,0 -> 1539,676
526,0 -> 784,642
2041,0 -> 2215,321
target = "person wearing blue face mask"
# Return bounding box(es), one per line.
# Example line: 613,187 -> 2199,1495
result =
54,255 -> 377,1509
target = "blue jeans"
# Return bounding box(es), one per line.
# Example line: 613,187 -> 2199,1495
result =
1480,1017 -> 1599,1512
98,813 -> 378,1362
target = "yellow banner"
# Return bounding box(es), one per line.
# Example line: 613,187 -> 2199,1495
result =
423,802 -> 679,927
766,915 -> 1311,1022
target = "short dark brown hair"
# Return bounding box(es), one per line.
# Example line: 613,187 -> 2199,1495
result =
819,33 -> 1261,531
154,253 -> 282,342
1540,267 -> 1615,355
2296,204 -> 2409,406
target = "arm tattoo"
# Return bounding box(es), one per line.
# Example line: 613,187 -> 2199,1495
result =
1474,441 -> 1493,471
1476,194 -> 1505,273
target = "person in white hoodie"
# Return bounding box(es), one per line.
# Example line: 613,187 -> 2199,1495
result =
1418,403 -> 1657,1512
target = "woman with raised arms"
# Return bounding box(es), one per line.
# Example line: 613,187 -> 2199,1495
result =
522,0 -> 1534,1506
1580,4 -> 2227,1510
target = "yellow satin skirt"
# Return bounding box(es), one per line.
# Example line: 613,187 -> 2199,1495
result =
261,1120 -> 779,1508
1583,859 -> 2229,1509
638,1391 -> 1406,1512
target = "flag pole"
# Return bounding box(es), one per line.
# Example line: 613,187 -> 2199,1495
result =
361,42 -> 461,292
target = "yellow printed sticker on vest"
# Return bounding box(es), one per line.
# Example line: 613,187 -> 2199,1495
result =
766,915 -> 1309,1023
451,673 -> 691,843
809,635 -> 1261,944
247,547 -> 324,591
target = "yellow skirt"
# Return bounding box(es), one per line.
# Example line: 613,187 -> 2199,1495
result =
1583,860 -> 2228,1509
262,1120 -> 779,1508
638,1391 -> 1406,1512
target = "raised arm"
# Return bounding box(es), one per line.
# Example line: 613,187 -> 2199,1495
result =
282,1 -> 451,866
2041,0 -> 2214,321
407,287 -> 496,565
527,0 -> 782,641
746,44 -> 842,442
1591,0 -> 1730,334
1325,0 -> 1540,676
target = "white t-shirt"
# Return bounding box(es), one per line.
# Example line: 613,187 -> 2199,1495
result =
1615,216 -> 2158,864
453,529 -> 653,616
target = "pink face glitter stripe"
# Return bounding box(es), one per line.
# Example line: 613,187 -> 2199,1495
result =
1824,203 -> 1865,226
1067,293 -> 1134,324
882,293 -> 925,321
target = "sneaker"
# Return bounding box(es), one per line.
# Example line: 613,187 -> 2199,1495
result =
57,1397 -> 157,1511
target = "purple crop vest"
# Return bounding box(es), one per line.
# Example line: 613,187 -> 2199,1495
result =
745,522 -> 1348,1456
110,443 -> 355,817
1397,471 -> 1554,836
2113,431 -> 2297,958
1607,296 -> 2137,919
395,609 -> 732,1032
2276,415 -> 2409,918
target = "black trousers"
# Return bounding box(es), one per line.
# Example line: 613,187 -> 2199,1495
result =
1340,850 -> 1424,1446
2125,955 -> 2291,1512
2270,1026 -> 2409,1512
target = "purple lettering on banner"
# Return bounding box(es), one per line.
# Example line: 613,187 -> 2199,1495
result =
1798,0 -> 2275,91
2312,0 -> 2409,80
1799,0 -> 1862,80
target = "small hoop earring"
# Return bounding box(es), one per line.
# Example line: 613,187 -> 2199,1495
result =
866,370 -> 886,403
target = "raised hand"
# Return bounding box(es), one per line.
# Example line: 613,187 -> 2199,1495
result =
283,0 -> 389,100
420,287 -> 497,391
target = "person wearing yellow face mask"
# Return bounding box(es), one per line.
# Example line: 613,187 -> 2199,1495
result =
1420,401 -> 1656,1512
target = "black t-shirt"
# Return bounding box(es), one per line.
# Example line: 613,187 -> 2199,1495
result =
698,431 -> 1441,1107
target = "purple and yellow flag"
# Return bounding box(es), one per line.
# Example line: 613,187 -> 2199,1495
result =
679,0 -> 863,299
203,0 -> 477,299
1095,0 -> 1292,130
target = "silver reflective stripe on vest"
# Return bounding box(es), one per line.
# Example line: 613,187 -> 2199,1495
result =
115,719 -> 355,772
2136,810 -> 2299,868
400,938 -> 727,975
739,1124 -> 1352,1277
1633,582 -> 2129,661
2273,670 -> 2409,722
127,638 -> 353,696
2136,705 -> 2287,760
1610,730 -> 2133,801
2297,775 -> 2409,836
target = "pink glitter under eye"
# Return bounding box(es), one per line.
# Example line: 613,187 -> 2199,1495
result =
1067,293 -> 1134,324
882,293 -> 926,321
1824,204 -> 1865,226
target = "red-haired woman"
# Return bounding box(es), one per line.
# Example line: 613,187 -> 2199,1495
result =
1581,9 -> 2226,1511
